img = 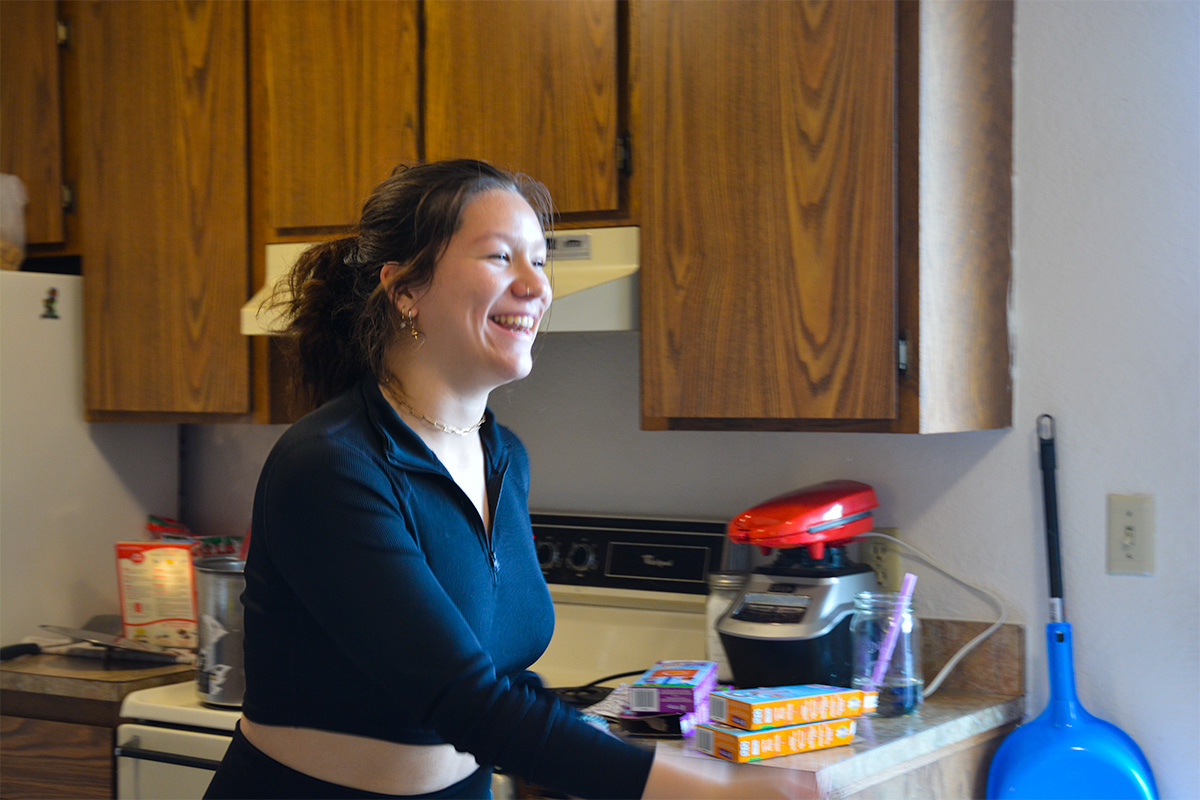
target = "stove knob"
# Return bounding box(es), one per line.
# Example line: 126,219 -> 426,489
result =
536,540 -> 561,569
565,542 -> 597,572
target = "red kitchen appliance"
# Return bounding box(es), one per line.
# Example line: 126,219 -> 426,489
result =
717,480 -> 881,688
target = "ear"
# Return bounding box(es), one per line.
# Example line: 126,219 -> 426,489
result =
380,261 -> 417,313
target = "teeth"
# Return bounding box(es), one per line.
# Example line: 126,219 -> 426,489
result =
491,314 -> 535,331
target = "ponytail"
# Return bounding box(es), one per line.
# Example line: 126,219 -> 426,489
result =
275,236 -> 401,409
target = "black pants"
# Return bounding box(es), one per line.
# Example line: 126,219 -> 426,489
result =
204,722 -> 494,800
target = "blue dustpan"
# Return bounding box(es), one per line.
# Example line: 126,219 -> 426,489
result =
987,417 -> 1157,799
987,623 -> 1157,799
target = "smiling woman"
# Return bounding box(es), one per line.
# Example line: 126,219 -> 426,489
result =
204,160 -> 809,800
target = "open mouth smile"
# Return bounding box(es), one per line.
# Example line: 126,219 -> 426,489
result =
489,314 -> 537,335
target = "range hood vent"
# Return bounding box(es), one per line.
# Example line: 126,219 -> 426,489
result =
240,226 -> 639,336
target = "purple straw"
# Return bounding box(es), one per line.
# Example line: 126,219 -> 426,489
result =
869,572 -> 919,688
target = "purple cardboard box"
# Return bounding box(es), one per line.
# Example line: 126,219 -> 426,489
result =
627,660 -> 718,714
618,695 -> 711,738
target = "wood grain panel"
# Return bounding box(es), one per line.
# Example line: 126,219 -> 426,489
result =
639,0 -> 896,423
909,0 -> 1013,432
65,0 -> 249,415
254,0 -> 419,231
0,0 -> 65,245
0,715 -> 112,799
425,0 -> 619,215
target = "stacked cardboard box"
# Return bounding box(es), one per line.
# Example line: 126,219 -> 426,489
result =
695,685 -> 874,763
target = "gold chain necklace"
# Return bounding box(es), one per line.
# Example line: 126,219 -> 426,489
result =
381,376 -> 485,436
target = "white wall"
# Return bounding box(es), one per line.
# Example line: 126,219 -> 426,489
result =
183,1 -> 1199,793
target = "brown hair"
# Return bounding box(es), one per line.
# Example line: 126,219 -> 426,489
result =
276,160 -> 554,408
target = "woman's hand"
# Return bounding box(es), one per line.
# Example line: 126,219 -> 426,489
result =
641,750 -> 817,799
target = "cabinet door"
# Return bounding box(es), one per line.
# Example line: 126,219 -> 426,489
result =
424,0 -> 620,216
637,0 -> 896,427
0,0 -> 65,245
0,715 -> 112,799
252,1 -> 419,231
64,0 -> 249,417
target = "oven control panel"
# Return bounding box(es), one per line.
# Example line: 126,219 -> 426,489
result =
531,513 -> 744,595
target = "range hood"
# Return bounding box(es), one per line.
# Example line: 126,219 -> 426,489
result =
240,226 -> 639,335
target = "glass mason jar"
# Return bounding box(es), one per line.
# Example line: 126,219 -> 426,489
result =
850,591 -> 923,717
706,571 -> 745,684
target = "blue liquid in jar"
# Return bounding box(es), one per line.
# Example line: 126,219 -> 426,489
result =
874,683 -> 922,717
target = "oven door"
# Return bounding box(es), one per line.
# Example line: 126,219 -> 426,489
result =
115,723 -> 230,800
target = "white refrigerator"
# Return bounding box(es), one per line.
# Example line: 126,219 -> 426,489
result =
0,270 -> 179,644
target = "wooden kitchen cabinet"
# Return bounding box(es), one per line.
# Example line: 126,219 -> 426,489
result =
60,0 -> 251,419
251,0 -> 621,235
635,0 -> 1013,433
0,0 -> 66,246
0,715 -> 112,799
424,0 -> 622,218
250,0 -> 420,233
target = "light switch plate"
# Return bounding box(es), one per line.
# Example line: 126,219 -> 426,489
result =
1106,494 -> 1154,575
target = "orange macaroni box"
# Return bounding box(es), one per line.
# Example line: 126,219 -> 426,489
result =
628,660 -> 719,714
708,684 -> 877,730
695,718 -> 857,763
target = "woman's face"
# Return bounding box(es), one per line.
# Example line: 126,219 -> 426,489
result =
409,189 -> 551,391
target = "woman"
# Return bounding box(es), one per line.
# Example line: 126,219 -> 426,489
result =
205,160 -> 806,799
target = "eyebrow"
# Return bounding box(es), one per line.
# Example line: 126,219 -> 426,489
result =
469,231 -> 547,252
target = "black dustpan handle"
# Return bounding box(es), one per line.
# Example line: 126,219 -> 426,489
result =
1038,414 -> 1065,623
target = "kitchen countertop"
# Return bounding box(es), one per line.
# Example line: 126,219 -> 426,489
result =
653,689 -> 1023,797
5,620 -> 1024,797
1,653 -> 194,728
1,653 -> 193,702
638,621 -> 1028,799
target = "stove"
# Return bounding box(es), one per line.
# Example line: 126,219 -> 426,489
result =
529,512 -> 741,688
116,681 -> 238,799
121,680 -> 239,731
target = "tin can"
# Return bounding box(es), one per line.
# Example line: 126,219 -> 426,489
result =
194,556 -> 246,707
706,571 -> 745,683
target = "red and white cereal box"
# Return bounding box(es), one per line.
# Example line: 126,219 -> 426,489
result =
115,542 -> 198,649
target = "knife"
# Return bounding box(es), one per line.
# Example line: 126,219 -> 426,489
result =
40,625 -> 184,661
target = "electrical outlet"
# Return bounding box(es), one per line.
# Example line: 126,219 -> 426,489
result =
862,527 -> 903,591
1107,494 -> 1154,575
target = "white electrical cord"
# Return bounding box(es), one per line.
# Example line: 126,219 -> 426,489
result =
859,531 -> 1010,697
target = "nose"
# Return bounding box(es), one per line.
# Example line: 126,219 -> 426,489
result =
513,259 -> 551,301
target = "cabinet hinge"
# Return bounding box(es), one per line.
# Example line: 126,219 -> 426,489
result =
897,333 -> 909,375
61,183 -> 75,212
56,20 -> 70,48
617,132 -> 632,178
